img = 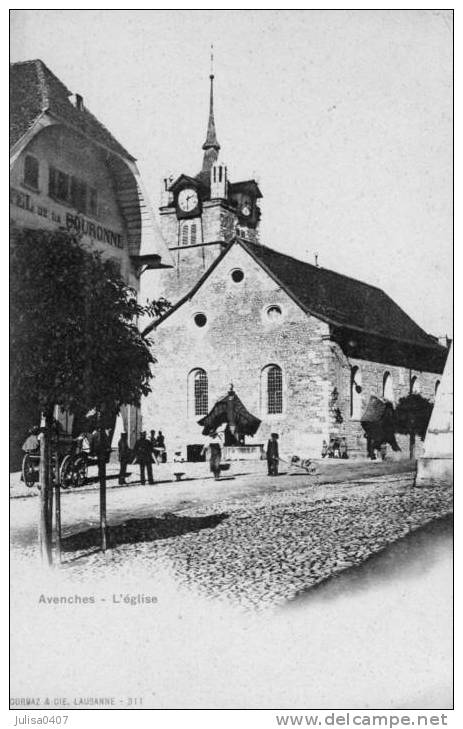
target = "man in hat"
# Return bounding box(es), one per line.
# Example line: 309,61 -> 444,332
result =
266,433 -> 279,476
133,431 -> 154,485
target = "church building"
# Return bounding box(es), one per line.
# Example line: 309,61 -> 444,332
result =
141,71 -> 447,461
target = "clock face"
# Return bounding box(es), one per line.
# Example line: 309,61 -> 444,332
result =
178,188 -> 198,212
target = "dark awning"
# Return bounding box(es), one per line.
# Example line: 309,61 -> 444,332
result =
197,387 -> 261,437
361,396 -> 389,423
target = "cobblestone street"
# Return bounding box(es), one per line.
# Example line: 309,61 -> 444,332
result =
10,460 -> 453,609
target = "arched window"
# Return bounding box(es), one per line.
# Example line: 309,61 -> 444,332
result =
410,376 -> 421,394
435,379 -> 441,396
350,366 -> 362,419
262,365 -> 283,415
383,372 -> 394,402
189,369 -> 208,417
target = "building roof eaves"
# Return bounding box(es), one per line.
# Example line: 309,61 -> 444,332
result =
45,109 -> 136,163
240,240 -> 442,352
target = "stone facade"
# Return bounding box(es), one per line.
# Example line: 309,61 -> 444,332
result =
143,244 -> 329,456
142,243 -> 442,460
154,197 -> 260,306
326,342 -> 440,460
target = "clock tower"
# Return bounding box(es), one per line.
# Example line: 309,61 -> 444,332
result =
155,68 -> 262,305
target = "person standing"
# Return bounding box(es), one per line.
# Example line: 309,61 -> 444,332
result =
117,432 -> 130,485
340,437 -> 348,459
156,430 -> 167,463
22,426 -> 40,455
133,431 -> 154,485
149,430 -> 158,463
266,433 -> 279,476
201,432 -> 222,480
90,423 -> 111,463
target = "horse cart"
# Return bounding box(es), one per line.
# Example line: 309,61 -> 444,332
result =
22,432 -> 98,489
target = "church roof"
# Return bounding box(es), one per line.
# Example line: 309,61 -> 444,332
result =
243,240 -> 441,350
144,238 -> 444,355
10,59 -> 135,161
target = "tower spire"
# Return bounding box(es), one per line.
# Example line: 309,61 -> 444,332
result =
202,44 -> 220,174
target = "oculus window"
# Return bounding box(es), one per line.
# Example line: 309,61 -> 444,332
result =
231,269 -> 244,283
194,313 -> 207,328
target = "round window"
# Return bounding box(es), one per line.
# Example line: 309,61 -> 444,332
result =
266,305 -> 282,320
194,313 -> 207,328
231,269 -> 244,283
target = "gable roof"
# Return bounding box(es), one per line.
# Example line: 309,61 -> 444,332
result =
144,237 -> 444,353
10,59 -> 134,161
242,240 -> 441,350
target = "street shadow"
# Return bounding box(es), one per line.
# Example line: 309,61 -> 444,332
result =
84,472 -> 123,485
286,513 -> 453,608
60,511 -> 229,553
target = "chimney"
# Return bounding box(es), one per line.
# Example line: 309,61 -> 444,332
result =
160,176 -> 174,207
74,93 -> 84,111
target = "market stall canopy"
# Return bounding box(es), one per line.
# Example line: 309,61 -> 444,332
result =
197,386 -> 261,437
361,395 -> 400,451
361,395 -> 391,423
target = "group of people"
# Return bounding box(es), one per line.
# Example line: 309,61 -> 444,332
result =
117,429 -> 166,485
321,438 -> 348,459
200,430 -> 281,480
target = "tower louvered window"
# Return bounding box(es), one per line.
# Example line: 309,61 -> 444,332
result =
181,224 -> 189,246
267,365 -> 283,414
193,369 -> 208,416
190,223 -> 197,246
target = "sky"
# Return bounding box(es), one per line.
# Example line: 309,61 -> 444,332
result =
10,9 -> 453,337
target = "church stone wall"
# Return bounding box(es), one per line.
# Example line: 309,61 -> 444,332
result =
326,341 -> 440,460
142,244 -> 332,457
202,201 -> 236,244
150,242 -> 226,305
142,242 -> 442,462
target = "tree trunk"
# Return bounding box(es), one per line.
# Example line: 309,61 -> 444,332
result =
99,458 -> 107,552
38,421 -> 53,565
54,479 -> 62,563
410,431 -> 416,460
46,439 -> 54,546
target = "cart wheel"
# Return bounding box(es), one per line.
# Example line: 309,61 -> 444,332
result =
72,455 -> 88,488
22,454 -> 38,488
59,455 -> 74,489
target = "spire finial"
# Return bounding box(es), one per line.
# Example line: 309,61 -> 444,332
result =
202,45 -> 220,174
